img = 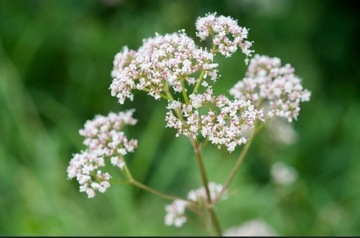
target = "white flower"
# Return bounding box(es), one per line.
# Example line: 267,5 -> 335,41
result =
187,182 -> 226,203
224,219 -> 278,236
164,199 -> 188,227
164,182 -> 227,228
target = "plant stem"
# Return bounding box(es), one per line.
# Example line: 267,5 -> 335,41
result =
123,165 -> 188,201
181,79 -> 189,105
130,179 -> 187,201
192,71 -> 205,94
191,139 -> 222,236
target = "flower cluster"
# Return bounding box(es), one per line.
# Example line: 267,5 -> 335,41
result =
108,13 -> 267,153
187,181 -> 226,203
110,30 -> 219,104
165,182 -> 227,227
230,54 -> 311,122
164,199 -> 188,228
165,88 -> 263,152
67,110 -> 138,198
196,12 -> 253,60
69,13 -> 311,237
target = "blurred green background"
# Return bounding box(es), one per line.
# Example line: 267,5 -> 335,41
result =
0,0 -> 359,235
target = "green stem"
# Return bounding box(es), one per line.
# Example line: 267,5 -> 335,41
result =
163,81 -> 174,100
181,79 -> 189,105
192,32 -> 217,95
191,139 -> 222,236
211,40 -> 217,55
130,179 -> 187,201
123,165 -> 188,202
192,71 -> 205,94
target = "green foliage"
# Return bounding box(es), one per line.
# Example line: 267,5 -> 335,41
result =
0,0 -> 359,235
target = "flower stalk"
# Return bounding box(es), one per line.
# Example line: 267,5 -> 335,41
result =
191,139 -> 222,236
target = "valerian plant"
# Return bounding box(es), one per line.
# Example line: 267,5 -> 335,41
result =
67,12 -> 311,236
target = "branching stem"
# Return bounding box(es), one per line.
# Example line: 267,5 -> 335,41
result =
123,165 -> 188,202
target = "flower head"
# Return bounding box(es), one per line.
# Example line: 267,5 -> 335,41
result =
165,88 -> 263,152
110,30 -> 218,104
196,12 -> 253,60
230,54 -> 311,122
67,110 -> 138,198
